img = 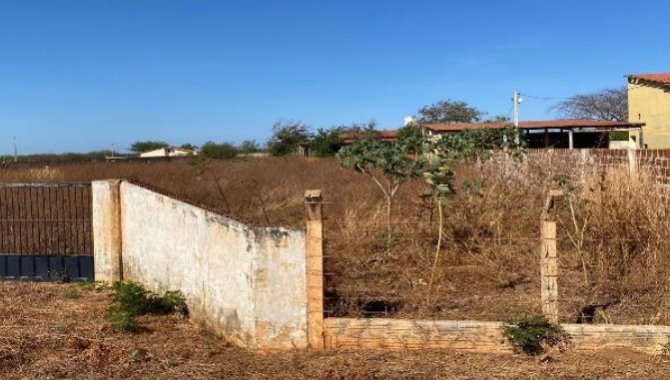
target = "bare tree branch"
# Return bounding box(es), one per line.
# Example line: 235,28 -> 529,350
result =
551,87 -> 628,122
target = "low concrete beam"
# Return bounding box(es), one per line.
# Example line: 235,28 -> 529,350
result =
324,318 -> 670,354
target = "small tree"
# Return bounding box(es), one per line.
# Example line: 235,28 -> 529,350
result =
180,143 -> 198,151
309,123 -> 370,157
238,140 -> 262,153
337,128 -> 427,240
267,121 -> 311,156
199,141 -> 238,159
310,128 -> 343,157
129,140 -> 169,153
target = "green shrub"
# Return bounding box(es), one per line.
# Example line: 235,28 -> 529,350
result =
502,315 -> 570,355
109,307 -> 139,332
200,141 -> 238,159
609,130 -> 629,141
108,280 -> 188,332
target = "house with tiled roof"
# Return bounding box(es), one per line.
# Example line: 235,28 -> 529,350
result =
424,119 -> 644,149
627,73 -> 670,148
339,119 -> 645,149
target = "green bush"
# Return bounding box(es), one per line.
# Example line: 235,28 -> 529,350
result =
108,280 -> 188,332
199,141 -> 238,159
609,130 -> 629,141
109,308 -> 139,332
502,315 -> 570,355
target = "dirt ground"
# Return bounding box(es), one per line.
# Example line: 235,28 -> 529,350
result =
0,282 -> 669,379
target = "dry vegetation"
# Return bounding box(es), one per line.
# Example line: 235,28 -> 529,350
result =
2,156 -> 670,324
2,281 -> 670,379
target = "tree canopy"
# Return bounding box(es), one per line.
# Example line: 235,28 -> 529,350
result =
267,121 -> 311,156
417,100 -> 483,124
552,87 -> 628,122
129,141 -> 169,153
199,141 -> 238,159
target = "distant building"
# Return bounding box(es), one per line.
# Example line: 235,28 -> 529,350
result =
423,119 -> 644,149
339,120 -> 644,149
139,147 -> 197,158
627,73 -> 670,148
339,130 -> 399,145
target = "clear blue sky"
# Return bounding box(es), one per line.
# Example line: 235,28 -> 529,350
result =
0,0 -> 668,154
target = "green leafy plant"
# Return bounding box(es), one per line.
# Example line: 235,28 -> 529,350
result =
267,121 -> 311,156
108,280 -> 188,332
199,141 -> 238,159
502,315 -> 571,355
337,126 -> 427,244
609,130 -> 629,142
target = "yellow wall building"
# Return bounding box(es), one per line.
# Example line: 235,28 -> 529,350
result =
628,73 -> 670,148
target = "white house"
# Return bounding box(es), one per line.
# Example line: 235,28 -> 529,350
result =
139,147 -> 197,158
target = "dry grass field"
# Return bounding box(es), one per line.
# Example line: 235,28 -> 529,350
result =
1,281 -> 669,379
2,157 -> 670,324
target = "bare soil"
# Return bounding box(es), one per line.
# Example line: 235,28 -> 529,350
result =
1,281 -> 669,379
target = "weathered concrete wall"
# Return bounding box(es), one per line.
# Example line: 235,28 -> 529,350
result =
324,318 -> 670,354
117,182 -> 307,349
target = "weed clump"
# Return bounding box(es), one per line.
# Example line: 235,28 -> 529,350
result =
502,315 -> 570,355
64,281 -> 108,299
108,280 -> 188,332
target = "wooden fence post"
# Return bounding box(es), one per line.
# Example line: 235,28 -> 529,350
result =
305,190 -> 324,349
541,190 -> 562,324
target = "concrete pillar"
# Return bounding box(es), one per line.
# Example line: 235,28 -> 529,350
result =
568,130 -> 574,149
92,180 -> 123,282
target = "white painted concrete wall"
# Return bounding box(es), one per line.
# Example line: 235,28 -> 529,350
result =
115,182 -> 307,349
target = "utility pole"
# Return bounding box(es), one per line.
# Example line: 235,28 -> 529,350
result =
13,136 -> 17,163
511,91 -> 522,144
512,91 -> 521,128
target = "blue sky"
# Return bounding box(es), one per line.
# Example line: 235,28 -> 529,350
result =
0,0 -> 668,154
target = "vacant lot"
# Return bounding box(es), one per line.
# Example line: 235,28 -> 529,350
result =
0,281 -> 668,379
2,157 -> 670,324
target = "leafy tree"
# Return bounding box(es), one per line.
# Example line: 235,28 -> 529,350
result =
552,87 -> 628,122
129,141 -> 169,153
267,121 -> 311,156
309,128 -> 342,157
238,140 -> 262,153
337,128 -> 427,241
310,122 -> 373,157
199,141 -> 238,159
179,143 -> 198,151
417,100 -> 483,124
395,122 -> 424,155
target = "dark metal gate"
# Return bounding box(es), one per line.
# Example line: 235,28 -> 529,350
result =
0,183 -> 93,281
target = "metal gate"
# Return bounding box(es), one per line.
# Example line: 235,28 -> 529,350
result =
0,183 -> 93,281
